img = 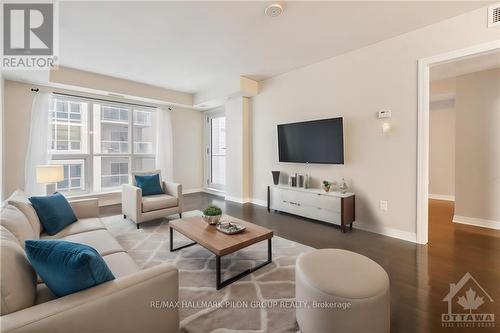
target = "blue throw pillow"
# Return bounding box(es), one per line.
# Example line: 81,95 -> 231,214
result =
29,192 -> 77,235
25,240 -> 115,297
135,174 -> 164,196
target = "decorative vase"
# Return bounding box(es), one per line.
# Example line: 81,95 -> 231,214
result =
339,178 -> 348,193
203,215 -> 222,225
272,171 -> 280,185
322,184 -> 331,192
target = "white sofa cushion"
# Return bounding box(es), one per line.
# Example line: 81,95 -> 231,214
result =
33,252 -> 139,305
102,252 -> 140,278
7,190 -> 42,235
40,218 -> 106,239
35,283 -> 56,305
0,205 -> 38,246
0,226 -> 37,315
46,229 -> 124,256
142,194 -> 178,213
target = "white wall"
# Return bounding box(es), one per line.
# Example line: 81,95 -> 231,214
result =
170,106 -> 204,191
455,68 -> 500,223
225,97 -> 251,202
251,6 -> 499,238
0,75 -> 4,201
2,80 -> 204,200
429,78 -> 456,199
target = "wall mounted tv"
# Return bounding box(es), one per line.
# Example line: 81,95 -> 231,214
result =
277,117 -> 344,164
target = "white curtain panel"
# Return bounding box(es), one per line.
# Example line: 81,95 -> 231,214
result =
155,107 -> 174,181
25,92 -> 52,195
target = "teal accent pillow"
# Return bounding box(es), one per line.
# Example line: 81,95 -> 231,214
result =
135,174 -> 164,196
29,192 -> 77,235
25,240 -> 115,297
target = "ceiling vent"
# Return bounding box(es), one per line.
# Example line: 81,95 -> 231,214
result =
488,4 -> 500,27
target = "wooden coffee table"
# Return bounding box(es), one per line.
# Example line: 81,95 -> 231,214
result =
169,215 -> 273,290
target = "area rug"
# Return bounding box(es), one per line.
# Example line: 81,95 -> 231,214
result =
102,210 -> 314,333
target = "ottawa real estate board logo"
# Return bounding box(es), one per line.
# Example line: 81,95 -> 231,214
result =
442,272 -> 495,328
2,2 -> 58,69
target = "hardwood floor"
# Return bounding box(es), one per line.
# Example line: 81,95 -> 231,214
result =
102,194 -> 500,333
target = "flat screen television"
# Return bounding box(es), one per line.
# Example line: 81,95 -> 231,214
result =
277,117 -> 344,164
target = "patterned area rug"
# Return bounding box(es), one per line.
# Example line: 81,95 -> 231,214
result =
102,210 -> 314,333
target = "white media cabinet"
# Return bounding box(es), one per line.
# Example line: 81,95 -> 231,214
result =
267,185 -> 355,232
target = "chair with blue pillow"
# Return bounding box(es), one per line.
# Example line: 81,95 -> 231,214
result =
122,169 -> 183,228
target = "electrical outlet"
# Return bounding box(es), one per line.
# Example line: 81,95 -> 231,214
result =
380,200 -> 388,211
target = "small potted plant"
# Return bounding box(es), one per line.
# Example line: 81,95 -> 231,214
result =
322,180 -> 332,192
202,205 -> 222,225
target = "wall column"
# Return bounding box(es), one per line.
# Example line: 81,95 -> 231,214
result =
225,96 -> 251,203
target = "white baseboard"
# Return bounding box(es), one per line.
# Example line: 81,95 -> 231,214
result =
202,188 -> 225,197
251,198 -> 267,207
429,194 -> 455,201
224,195 -> 251,204
183,188 -> 203,194
353,221 -> 417,243
453,215 -> 500,230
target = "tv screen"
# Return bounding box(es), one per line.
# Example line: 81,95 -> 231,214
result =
277,117 -> 344,164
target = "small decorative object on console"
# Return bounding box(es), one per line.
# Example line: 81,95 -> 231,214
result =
271,171 -> 280,185
322,180 -> 332,192
297,174 -> 304,188
216,221 -> 246,234
339,178 -> 348,193
202,205 -> 222,225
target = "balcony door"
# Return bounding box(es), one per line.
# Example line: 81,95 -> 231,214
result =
205,111 -> 226,192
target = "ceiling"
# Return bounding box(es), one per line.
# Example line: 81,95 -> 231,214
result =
7,1 -> 491,94
431,50 -> 500,81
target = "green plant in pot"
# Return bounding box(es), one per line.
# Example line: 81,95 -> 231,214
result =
202,205 -> 222,225
322,180 -> 332,192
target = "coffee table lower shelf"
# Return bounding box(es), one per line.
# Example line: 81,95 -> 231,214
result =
169,227 -> 272,290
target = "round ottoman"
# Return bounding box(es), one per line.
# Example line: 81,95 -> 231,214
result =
295,249 -> 390,333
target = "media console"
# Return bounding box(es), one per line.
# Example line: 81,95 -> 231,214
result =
267,185 -> 355,232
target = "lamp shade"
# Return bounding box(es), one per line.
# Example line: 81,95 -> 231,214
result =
36,165 -> 64,184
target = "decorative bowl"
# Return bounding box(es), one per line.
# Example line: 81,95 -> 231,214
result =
203,215 -> 222,225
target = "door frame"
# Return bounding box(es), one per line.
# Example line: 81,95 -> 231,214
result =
204,107 -> 226,193
416,40 -> 500,244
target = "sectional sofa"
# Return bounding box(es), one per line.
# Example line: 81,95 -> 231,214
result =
0,190 -> 179,333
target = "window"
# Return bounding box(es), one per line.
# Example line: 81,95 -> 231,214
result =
53,160 -> 85,192
51,99 -> 88,154
205,111 -> 226,191
50,95 -> 157,194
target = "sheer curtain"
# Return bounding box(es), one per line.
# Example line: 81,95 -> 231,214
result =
155,107 -> 174,181
25,92 -> 52,195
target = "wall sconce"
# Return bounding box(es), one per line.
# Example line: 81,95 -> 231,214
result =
377,110 -> 392,135
382,122 -> 392,134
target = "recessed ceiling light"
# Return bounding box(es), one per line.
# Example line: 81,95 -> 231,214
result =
265,4 -> 284,17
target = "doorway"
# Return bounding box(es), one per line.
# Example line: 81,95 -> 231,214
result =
417,40 -> 500,244
205,109 -> 226,193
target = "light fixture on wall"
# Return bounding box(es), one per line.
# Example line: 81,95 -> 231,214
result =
377,110 -> 392,135
382,122 -> 392,134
